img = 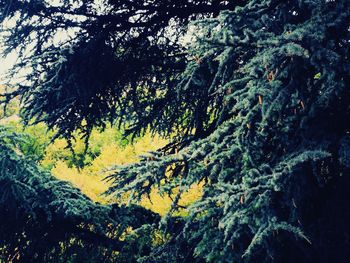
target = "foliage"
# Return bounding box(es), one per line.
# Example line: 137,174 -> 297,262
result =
0,0 -> 239,143
51,133 -> 170,207
1,0 -> 350,262
1,108 -> 129,169
0,126 -> 160,262
41,126 -> 129,169
46,132 -> 201,216
1,103 -> 200,216
106,1 -> 350,262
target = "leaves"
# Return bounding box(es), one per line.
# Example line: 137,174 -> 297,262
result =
1,0 -> 350,262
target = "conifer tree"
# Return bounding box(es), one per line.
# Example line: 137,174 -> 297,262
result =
1,0 -> 350,262
0,126 -> 160,262
108,1 -> 350,261
0,0 -> 239,143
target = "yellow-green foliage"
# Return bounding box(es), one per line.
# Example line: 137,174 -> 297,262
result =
0,99 -> 203,215
140,182 -> 204,216
49,132 -> 203,215
50,133 -> 168,205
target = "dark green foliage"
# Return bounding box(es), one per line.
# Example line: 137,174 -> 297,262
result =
0,0 -> 239,143
0,126 -> 160,262
107,0 -> 350,262
1,0 -> 350,262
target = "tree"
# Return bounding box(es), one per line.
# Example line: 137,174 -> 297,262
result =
1,0 -> 350,262
108,1 -> 350,262
0,126 -> 161,262
0,0 -> 240,144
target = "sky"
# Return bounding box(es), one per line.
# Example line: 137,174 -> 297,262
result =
0,51 -> 17,84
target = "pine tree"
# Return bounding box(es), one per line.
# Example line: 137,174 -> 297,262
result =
0,126 -> 160,262
0,0 -> 239,143
1,0 -> 350,262
107,1 -> 350,262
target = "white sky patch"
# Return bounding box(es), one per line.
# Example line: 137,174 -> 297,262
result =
0,52 -> 18,85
